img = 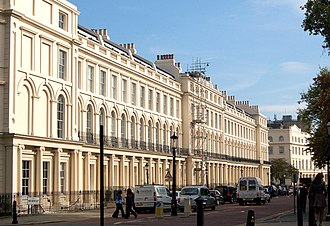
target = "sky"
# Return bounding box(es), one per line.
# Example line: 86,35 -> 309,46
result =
68,0 -> 329,120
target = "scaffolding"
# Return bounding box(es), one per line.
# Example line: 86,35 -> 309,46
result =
189,58 -> 209,186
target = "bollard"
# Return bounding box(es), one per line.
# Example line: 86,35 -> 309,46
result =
12,200 -> 18,224
184,197 -> 191,216
297,189 -> 303,226
246,209 -> 255,226
195,196 -> 205,226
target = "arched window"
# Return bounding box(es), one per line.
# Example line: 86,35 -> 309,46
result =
163,125 -> 166,147
99,108 -> 105,128
279,136 -> 284,142
156,122 -> 160,145
131,116 -> 135,141
139,118 -> 144,142
57,95 -> 65,138
121,114 -> 126,139
86,105 -> 93,143
268,136 -> 273,142
148,121 -> 152,144
110,111 -> 116,137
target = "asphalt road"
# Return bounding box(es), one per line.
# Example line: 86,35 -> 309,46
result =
32,195 -> 295,226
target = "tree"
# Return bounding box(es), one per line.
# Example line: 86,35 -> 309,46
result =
298,67 -> 330,167
301,0 -> 330,54
270,158 -> 298,184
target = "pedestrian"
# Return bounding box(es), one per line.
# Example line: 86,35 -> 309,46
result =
300,184 -> 308,213
309,173 -> 327,226
112,190 -> 126,218
125,188 -> 137,219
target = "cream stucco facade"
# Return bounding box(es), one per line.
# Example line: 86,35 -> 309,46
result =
0,0 -> 270,211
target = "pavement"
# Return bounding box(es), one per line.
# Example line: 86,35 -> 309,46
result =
0,206 -> 330,226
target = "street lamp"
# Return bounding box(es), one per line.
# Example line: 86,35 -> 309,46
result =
145,162 -> 149,184
205,167 -> 209,188
170,132 -> 178,216
326,121 -> 330,220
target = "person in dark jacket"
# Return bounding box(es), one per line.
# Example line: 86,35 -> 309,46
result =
125,188 -> 137,219
300,184 -> 308,213
309,173 -> 327,226
112,190 -> 125,218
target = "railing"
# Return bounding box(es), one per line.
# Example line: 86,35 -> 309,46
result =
0,193 -> 12,216
78,132 -> 263,164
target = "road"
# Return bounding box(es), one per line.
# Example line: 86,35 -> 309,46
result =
43,196 -> 294,226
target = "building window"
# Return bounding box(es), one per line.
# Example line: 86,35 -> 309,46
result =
140,86 -> 145,108
268,136 -> 273,142
100,70 -> 106,96
279,136 -> 284,142
111,111 -> 116,137
148,121 -> 152,144
279,146 -> 284,154
111,76 -> 117,100
87,105 -> 93,143
163,95 -> 167,115
148,89 -> 153,110
122,79 -> 127,102
88,66 -> 94,92
60,162 -> 66,194
58,11 -> 67,30
57,95 -> 65,139
131,116 -> 135,141
99,108 -> 105,128
22,160 -> 30,195
131,83 -> 136,105
268,146 -> 273,155
43,162 -> 49,194
139,119 -> 144,142
176,100 -> 180,118
58,50 -> 66,80
121,114 -> 126,139
170,97 -> 174,116
156,93 -> 160,112
156,123 -> 160,145
78,61 -> 82,89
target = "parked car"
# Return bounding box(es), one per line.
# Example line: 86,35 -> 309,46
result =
264,188 -> 271,202
266,185 -> 278,197
178,186 -> 216,212
210,189 -> 225,205
215,185 -> 237,203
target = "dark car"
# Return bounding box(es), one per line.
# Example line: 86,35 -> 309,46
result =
215,185 -> 237,203
210,190 -> 224,205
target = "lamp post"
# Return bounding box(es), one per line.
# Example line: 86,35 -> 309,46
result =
170,132 -> 178,216
145,162 -> 149,184
326,121 -> 330,220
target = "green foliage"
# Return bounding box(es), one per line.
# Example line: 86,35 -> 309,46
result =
270,158 -> 299,184
302,0 -> 330,53
298,67 -> 330,167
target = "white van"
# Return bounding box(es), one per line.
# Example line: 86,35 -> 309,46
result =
237,177 -> 267,205
134,185 -> 172,212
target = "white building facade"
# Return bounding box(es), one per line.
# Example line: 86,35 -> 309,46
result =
0,0 -> 270,211
268,124 -> 326,183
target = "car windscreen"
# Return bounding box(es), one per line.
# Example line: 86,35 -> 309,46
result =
181,188 -> 199,195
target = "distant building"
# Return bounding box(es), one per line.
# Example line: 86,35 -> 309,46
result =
268,115 -> 326,184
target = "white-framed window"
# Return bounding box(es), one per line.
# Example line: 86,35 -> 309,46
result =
87,105 -> 93,143
60,162 -> 66,193
59,11 -> 67,30
99,108 -> 105,128
88,65 -> 94,92
131,83 -> 136,105
156,92 -> 160,112
279,146 -> 284,154
176,100 -> 180,118
111,76 -> 117,100
170,97 -> 174,116
58,50 -> 67,80
22,160 -> 30,195
139,118 -> 144,142
131,116 -> 135,141
140,86 -> 145,108
122,79 -> 127,102
121,114 -> 126,139
148,89 -> 153,110
43,162 -> 49,194
78,61 -> 82,89
100,70 -> 106,96
57,95 -> 65,139
111,111 -> 116,137
163,95 -> 167,114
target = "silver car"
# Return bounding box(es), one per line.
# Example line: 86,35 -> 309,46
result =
178,186 -> 216,212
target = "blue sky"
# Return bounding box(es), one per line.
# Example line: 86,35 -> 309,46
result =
68,0 -> 329,120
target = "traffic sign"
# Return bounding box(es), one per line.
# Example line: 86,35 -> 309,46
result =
165,171 -> 172,181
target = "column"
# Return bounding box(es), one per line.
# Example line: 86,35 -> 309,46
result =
155,159 -> 160,184
119,155 -> 125,187
35,146 -> 45,195
186,156 -> 193,186
129,156 -> 134,187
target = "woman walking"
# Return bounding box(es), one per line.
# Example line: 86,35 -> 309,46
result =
112,190 -> 126,218
309,173 -> 327,226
